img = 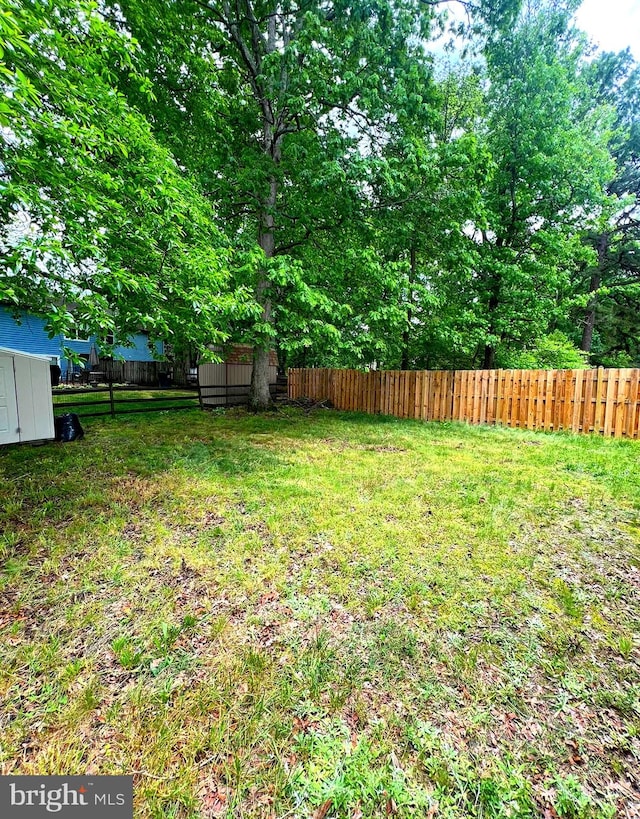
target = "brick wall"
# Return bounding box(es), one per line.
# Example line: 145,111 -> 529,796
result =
226,344 -> 278,367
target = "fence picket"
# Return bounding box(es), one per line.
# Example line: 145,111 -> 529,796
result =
571,369 -> 584,433
443,371 -> 451,421
533,370 -> 542,429
627,370 -> 639,439
487,369 -> 496,424
616,369 -> 630,439
603,369 -> 617,436
424,372 -> 430,419
525,370 -> 534,430
593,368 -> 604,433
562,370 -> 573,432
467,371 -> 476,423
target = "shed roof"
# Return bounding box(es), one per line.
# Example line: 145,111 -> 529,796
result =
0,346 -> 55,361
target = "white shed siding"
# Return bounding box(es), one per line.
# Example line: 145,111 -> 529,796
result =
15,356 -> 54,441
0,348 -> 55,444
0,356 -> 20,444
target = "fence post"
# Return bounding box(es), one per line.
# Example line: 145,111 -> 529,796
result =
197,375 -> 204,411
109,381 -> 116,418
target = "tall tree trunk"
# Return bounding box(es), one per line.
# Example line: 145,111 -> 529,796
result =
401,245 -> 416,370
580,234 -> 607,354
483,284 -> 500,370
249,342 -> 273,410
401,330 -> 410,370
479,238 -> 502,371
248,171 -> 277,411
580,271 -> 600,354
482,344 -> 495,370
248,14 -> 282,412
249,21 -> 281,413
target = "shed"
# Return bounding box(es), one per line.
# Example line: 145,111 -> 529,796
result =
199,345 -> 278,407
0,347 -> 55,445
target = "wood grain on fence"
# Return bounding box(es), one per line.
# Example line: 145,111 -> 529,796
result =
288,367 -> 640,439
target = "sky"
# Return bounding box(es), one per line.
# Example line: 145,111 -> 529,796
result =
574,0 -> 640,59
434,1 -> 640,62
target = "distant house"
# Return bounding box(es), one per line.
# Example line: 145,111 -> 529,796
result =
0,307 -> 279,397
0,305 -> 163,382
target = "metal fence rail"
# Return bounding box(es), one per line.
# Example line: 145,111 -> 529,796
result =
52,382 -> 278,418
52,384 -> 200,418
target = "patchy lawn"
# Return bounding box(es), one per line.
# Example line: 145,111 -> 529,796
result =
1,408 -> 639,818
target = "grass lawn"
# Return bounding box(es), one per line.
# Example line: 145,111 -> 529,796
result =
1,408 -> 639,818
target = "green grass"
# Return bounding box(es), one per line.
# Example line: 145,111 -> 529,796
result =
1,407 -> 639,818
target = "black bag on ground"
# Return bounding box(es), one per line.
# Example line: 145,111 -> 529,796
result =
55,413 -> 84,442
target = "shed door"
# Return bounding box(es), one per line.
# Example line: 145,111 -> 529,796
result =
0,356 -> 20,445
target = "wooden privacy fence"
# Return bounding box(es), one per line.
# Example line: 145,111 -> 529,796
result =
288,367 -> 640,439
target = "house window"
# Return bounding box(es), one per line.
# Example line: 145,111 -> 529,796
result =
105,331 -> 114,345
65,329 -> 90,342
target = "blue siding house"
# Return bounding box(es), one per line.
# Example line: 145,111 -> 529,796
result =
0,305 -> 163,379
0,308 -> 61,361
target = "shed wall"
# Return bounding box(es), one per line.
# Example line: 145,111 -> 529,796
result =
199,355 -> 277,407
0,355 -> 20,445
199,362 -> 227,406
15,356 -> 55,442
0,351 -> 54,444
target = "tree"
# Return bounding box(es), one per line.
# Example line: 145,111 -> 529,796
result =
364,67 -> 490,370
574,49 -> 640,364
0,0 -> 252,354
114,0 -> 446,407
470,0 -> 615,369
355,1 -> 614,373
6,0 -> 628,382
